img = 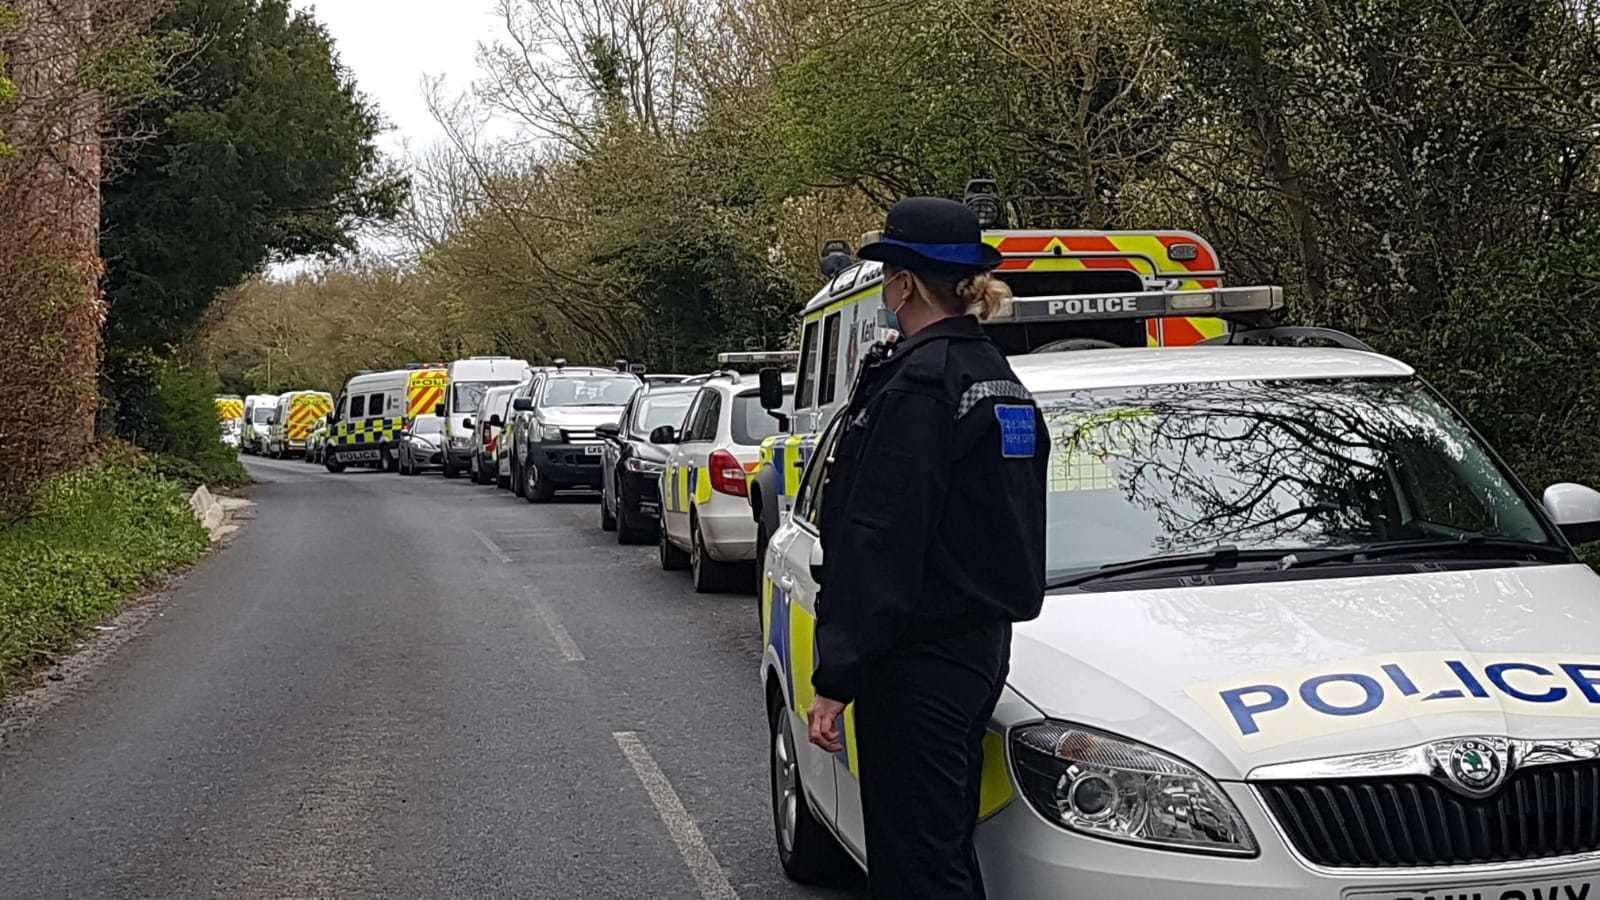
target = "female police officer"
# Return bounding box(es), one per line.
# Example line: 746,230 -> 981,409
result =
805,197 -> 1049,899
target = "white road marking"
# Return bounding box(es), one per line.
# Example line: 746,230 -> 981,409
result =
613,732 -> 739,900
529,594 -> 585,662
472,530 -> 511,564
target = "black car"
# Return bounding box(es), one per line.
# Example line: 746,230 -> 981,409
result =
397,414 -> 446,475
597,384 -> 696,543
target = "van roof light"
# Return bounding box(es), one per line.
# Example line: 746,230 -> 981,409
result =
995,285 -> 1284,326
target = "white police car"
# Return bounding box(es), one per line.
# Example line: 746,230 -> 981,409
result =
762,339 -> 1600,899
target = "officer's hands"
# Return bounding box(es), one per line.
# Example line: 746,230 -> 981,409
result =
807,696 -> 846,752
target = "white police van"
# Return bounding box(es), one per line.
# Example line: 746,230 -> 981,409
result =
761,286 -> 1600,899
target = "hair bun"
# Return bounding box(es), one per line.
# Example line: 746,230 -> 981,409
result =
955,274 -> 1013,320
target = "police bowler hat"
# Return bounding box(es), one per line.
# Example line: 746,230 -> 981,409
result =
857,197 -> 1003,274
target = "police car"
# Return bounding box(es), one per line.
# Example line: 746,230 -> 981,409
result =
655,361 -> 795,593
761,285 -> 1600,899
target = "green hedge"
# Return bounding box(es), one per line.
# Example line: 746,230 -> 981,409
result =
0,462 -> 208,695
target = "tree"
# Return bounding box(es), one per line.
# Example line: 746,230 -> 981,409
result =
0,0 -> 169,515
100,0 -> 406,356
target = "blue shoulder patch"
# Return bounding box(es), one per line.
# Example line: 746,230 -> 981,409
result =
994,404 -> 1036,459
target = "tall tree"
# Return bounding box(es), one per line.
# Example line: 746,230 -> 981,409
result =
100,0 -> 406,355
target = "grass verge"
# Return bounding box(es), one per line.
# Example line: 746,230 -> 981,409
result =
0,461 -> 209,697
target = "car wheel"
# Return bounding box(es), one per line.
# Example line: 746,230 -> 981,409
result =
617,503 -> 652,545
513,458 -> 528,498
442,455 -> 459,479
324,456 -> 344,473
526,464 -> 555,503
691,516 -> 744,594
496,464 -> 511,490
659,518 -> 689,571
600,486 -> 617,532
770,699 -> 851,884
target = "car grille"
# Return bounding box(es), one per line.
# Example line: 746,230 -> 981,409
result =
1257,761 -> 1600,867
562,427 -> 598,443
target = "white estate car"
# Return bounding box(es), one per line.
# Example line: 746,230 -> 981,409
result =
762,344 -> 1600,899
657,372 -> 795,593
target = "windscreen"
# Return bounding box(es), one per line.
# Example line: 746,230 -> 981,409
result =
452,381 -> 517,414
1038,378 -> 1556,579
634,393 -> 693,436
252,407 -> 273,423
733,389 -> 794,445
541,375 -> 638,408
411,416 -> 442,434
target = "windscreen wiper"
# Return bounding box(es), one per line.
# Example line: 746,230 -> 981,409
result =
1279,535 -> 1571,569
1048,546 -> 1289,589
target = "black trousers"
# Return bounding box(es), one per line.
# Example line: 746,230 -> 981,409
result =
854,622 -> 1010,900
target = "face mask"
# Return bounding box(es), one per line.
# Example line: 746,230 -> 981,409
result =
880,275 -> 907,335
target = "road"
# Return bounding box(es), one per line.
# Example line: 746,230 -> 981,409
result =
0,456 -> 865,899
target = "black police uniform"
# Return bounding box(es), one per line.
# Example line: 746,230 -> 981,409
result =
812,314 -> 1049,900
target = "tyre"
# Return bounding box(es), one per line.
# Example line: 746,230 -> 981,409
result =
442,455 -> 460,479
324,456 -> 345,473
496,465 -> 511,490
525,463 -> 555,503
691,516 -> 742,594
383,448 -> 400,473
513,458 -> 527,498
600,486 -> 618,532
659,518 -> 690,571
616,508 -> 651,546
770,700 -> 851,884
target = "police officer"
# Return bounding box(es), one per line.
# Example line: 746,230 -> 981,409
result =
806,197 -> 1049,899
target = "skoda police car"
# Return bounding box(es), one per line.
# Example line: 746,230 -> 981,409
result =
761,285 -> 1600,899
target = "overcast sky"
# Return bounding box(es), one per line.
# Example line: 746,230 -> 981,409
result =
291,0 -> 504,156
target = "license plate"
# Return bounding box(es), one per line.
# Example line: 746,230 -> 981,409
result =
341,449 -> 381,462
584,445 -> 602,456
1352,875 -> 1600,900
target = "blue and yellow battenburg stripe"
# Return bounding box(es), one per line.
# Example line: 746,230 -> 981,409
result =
328,417 -> 404,447
763,569 -> 1014,818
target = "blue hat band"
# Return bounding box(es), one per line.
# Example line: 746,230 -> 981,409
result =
874,236 -> 995,268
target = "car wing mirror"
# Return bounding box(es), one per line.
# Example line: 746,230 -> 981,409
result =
808,540 -> 825,585
434,402 -> 445,417
649,425 -> 677,445
462,418 -> 475,432
512,397 -> 533,412
1544,483 -> 1600,545
488,414 -> 503,428
595,422 -> 621,440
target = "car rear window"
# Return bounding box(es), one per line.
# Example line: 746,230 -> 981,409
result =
732,389 -> 794,445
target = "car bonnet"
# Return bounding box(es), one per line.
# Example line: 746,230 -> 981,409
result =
1008,564 -> 1600,780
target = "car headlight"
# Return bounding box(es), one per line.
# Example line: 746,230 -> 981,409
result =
1010,721 -> 1256,856
450,435 -> 472,449
540,424 -> 564,442
625,457 -> 664,474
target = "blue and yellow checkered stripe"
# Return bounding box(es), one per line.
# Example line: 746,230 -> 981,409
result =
758,433 -> 820,503
329,417 -> 403,447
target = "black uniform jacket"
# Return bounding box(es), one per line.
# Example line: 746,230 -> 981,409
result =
812,315 -> 1049,704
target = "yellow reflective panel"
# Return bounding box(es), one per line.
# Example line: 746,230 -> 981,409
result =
843,702 -> 859,777
694,464 -> 713,505
790,604 -> 817,715
977,730 -> 1015,819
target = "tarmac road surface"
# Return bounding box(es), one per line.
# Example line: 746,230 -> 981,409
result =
0,456 -> 865,899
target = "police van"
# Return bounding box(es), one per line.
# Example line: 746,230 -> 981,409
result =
748,223 -> 1233,561
759,284 -> 1600,898
324,366 -> 447,473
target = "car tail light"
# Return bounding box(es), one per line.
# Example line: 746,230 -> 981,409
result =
708,449 -> 748,497
486,435 -> 497,453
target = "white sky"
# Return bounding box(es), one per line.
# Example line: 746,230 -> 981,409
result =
291,0 -> 505,158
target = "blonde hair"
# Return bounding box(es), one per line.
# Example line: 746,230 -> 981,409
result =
953,272 -> 1013,321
